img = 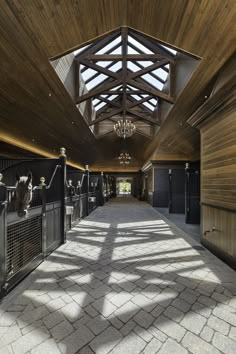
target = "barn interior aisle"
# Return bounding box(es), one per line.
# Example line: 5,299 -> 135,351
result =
0,198 -> 236,354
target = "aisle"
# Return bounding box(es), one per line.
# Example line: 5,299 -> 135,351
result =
0,197 -> 236,354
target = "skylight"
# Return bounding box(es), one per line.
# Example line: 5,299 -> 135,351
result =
109,62 -> 122,72
96,36 -> 121,54
94,102 -> 107,111
152,68 -> 168,81
128,35 -> 153,54
73,44 -> 92,56
86,74 -> 108,90
143,102 -> 155,111
127,62 -> 140,72
82,68 -> 98,81
160,45 -> 177,56
141,74 -> 164,91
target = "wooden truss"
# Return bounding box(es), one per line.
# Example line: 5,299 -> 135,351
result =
75,27 -> 176,135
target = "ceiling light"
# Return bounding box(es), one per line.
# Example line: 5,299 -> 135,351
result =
118,152 -> 131,165
114,119 -> 136,139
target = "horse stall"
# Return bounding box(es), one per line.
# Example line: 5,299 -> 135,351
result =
169,168 -> 185,213
0,152 -> 66,299
65,170 -> 101,230
185,163 -> 200,224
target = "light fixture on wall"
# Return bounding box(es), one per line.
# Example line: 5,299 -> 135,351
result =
118,152 -> 131,165
114,119 -> 136,139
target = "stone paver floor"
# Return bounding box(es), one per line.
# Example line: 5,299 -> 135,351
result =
0,197 -> 236,354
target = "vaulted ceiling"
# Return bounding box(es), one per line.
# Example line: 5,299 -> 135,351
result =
0,1 -> 235,171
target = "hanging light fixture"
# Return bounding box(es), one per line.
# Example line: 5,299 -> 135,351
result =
114,119 -> 136,139
118,152 -> 131,165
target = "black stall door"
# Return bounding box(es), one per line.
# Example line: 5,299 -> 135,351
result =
169,169 -> 185,213
185,168 -> 200,224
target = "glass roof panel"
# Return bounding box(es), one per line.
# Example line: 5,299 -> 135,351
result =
152,68 -> 168,81
101,95 -> 109,98
110,46 -> 122,55
127,85 -> 138,91
149,98 -> 158,105
160,44 -> 177,56
107,95 -> 118,101
128,35 -> 153,54
109,61 -> 122,72
143,102 -> 155,111
94,102 -> 107,111
127,45 -> 140,55
86,74 -> 108,90
127,61 -> 140,72
92,98 -> 101,106
96,36 -> 121,54
96,61 -> 112,68
82,68 -> 98,81
141,74 -> 164,90
137,60 -> 153,68
111,85 -> 122,91
73,44 -> 92,56
131,95 -> 142,101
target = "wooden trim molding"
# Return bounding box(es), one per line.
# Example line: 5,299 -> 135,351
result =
187,73 -> 236,129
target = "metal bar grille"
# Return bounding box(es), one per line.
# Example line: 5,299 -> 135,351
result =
7,216 -> 42,279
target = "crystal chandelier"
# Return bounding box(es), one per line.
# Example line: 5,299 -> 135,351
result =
118,152 -> 131,165
114,119 -> 136,139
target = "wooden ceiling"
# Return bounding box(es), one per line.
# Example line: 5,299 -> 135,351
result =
0,0 -> 235,171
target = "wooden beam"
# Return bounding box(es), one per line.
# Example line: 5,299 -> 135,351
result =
89,108 -> 122,126
76,78 -> 122,104
80,59 -> 119,79
97,96 -> 120,108
127,78 -> 174,103
87,54 -> 167,61
127,109 -> 160,125
128,96 -> 153,108
131,60 -> 166,84
129,29 -> 175,62
75,31 -> 120,60
129,59 -> 169,79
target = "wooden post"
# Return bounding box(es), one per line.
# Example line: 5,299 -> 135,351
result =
0,175 -> 8,299
85,165 -> 89,216
40,177 -> 47,257
59,147 -> 67,244
168,169 -> 172,213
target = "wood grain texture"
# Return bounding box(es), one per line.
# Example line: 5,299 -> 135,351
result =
0,0 -> 235,170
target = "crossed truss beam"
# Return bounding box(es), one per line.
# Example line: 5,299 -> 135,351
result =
75,27 -> 176,134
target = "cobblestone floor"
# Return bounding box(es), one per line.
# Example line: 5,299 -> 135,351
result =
0,197 -> 236,354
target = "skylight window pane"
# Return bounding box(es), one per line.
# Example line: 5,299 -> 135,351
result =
149,98 -> 157,105
141,94 -> 149,97
137,61 -> 153,68
82,68 -> 98,81
96,36 -> 121,54
107,95 -> 118,101
165,64 -> 170,70
86,74 -> 108,90
127,62 -> 140,72
101,95 -> 108,98
143,102 -> 155,111
94,102 -> 107,111
73,44 -> 91,56
96,61 -> 112,68
160,45 -> 177,55
128,35 -> 153,54
111,85 -> 122,91
127,45 -> 140,54
109,62 -> 122,72
142,74 -> 164,90
127,85 -> 138,91
110,46 -> 122,55
132,95 -> 141,101
93,99 -> 101,106
152,68 -> 168,81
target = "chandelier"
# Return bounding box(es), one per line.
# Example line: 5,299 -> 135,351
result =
118,152 -> 131,165
114,119 -> 136,139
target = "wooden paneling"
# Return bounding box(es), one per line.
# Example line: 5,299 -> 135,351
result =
202,205 -> 236,261
188,55 -> 236,266
0,1 -> 235,170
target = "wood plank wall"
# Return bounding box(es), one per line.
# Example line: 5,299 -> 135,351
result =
201,112 -> 236,262
188,55 -> 236,267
